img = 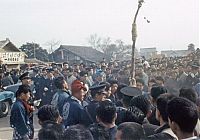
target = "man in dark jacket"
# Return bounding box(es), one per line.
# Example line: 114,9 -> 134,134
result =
62,80 -> 87,127
85,84 -> 107,125
89,100 -> 117,140
148,93 -> 177,140
51,76 -> 70,116
10,85 -> 33,140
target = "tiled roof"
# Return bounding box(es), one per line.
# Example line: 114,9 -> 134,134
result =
60,45 -> 109,62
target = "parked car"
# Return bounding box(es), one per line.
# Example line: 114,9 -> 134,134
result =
0,83 -> 21,118
0,89 -> 15,118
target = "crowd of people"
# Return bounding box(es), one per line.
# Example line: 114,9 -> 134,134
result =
1,48 -> 199,140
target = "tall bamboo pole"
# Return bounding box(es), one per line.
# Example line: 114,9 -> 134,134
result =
130,0 -> 144,79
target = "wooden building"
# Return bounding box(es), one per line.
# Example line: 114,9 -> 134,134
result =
52,45 -> 110,64
0,38 -> 26,69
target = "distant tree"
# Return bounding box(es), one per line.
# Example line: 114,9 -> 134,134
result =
187,43 -> 195,52
87,34 -> 102,49
44,39 -> 60,62
19,43 -> 49,62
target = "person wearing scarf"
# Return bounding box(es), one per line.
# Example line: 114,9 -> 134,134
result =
10,85 -> 34,140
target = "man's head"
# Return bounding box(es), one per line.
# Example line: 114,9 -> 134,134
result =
155,93 -> 175,123
179,88 -> 198,104
46,68 -> 54,79
63,124 -> 93,140
19,72 -> 32,86
90,84 -> 107,101
115,122 -> 145,140
108,79 -> 118,94
130,95 -> 151,117
79,71 -> 88,82
155,76 -> 165,86
95,71 -> 106,82
150,86 -> 168,104
71,80 -> 87,101
37,105 -> 62,125
54,76 -> 68,90
16,85 -> 31,101
167,97 -> 198,137
96,100 -> 117,124
136,79 -> 145,91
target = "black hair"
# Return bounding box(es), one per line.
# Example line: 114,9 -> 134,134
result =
130,95 -> 151,116
15,85 -> 31,97
136,79 -> 145,86
63,124 -> 93,140
54,76 -> 66,89
156,93 -> 175,122
37,105 -> 60,123
96,100 -> 116,124
155,76 -> 165,83
167,97 -> 198,133
38,122 -> 64,140
108,79 -> 118,86
79,71 -> 88,77
117,122 -> 145,140
150,86 -> 167,101
179,88 -> 198,104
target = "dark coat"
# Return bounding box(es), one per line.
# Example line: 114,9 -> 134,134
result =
85,100 -> 99,125
62,96 -> 88,127
42,78 -> 57,105
148,123 -> 177,140
51,89 -> 70,116
10,99 -> 32,139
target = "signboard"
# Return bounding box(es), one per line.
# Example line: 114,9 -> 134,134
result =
0,52 -> 25,64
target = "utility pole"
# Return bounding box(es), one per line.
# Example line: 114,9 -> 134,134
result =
130,0 -> 144,79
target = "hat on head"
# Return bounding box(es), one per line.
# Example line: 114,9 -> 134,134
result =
120,87 -> 142,97
90,84 -> 107,96
46,68 -> 54,73
19,72 -> 31,81
71,80 -> 87,92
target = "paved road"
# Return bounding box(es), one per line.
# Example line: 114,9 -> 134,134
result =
0,112 -> 41,140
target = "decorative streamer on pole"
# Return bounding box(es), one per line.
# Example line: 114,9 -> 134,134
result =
130,0 -> 144,80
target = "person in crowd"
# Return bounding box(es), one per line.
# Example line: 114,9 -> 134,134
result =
85,84 -> 107,125
62,80 -> 87,127
1,72 -> 14,87
108,79 -> 118,103
148,93 -> 177,140
128,95 -> 158,136
167,97 -> 199,140
89,100 -> 117,140
93,71 -> 106,85
115,86 -> 142,125
10,85 -> 33,140
63,124 -> 94,140
99,82 -> 112,98
79,71 -> 92,87
66,67 -> 77,88
37,105 -> 64,140
179,88 -> 198,104
51,76 -> 70,116
42,68 -> 56,105
115,83 -> 128,107
155,76 -> 165,87
19,72 -> 36,139
179,88 -> 200,137
148,86 -> 168,126
115,122 -> 146,140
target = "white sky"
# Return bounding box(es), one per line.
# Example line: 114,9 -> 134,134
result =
0,0 -> 199,51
